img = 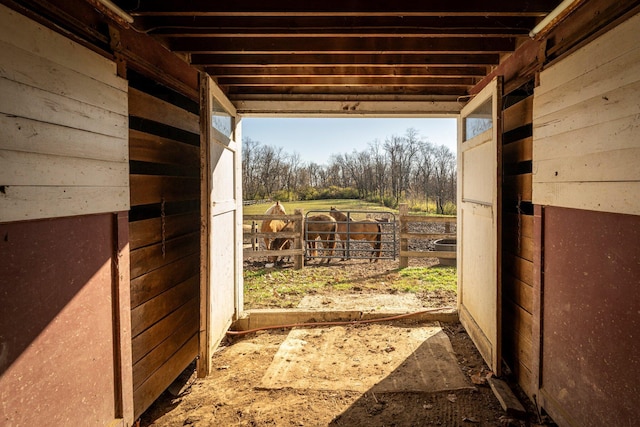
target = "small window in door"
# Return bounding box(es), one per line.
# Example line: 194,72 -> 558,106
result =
212,97 -> 234,143
463,98 -> 493,141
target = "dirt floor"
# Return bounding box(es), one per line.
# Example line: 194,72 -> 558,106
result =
140,320 -> 552,427
139,255 -> 554,426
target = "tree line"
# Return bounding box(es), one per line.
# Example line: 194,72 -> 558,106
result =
242,128 -> 456,214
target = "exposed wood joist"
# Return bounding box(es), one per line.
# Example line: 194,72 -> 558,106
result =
108,0 -> 569,106
124,0 -> 559,16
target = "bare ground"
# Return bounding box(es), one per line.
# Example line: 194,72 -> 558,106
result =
139,230 -> 554,426
140,321 -> 551,427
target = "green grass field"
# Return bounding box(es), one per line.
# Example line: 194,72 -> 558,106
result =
242,199 -> 397,216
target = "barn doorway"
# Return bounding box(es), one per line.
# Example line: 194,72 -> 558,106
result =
240,116 -> 459,315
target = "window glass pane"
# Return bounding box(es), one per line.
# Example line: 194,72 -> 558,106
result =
464,98 -> 493,141
212,97 -> 233,138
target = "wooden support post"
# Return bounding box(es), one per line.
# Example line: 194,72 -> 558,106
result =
399,203 -> 409,269
293,209 -> 304,270
251,221 -> 257,251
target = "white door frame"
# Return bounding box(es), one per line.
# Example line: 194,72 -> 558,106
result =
198,74 -> 243,377
457,76 -> 503,374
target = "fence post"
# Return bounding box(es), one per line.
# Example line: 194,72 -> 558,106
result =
293,209 -> 304,269
251,220 -> 257,251
399,203 -> 408,268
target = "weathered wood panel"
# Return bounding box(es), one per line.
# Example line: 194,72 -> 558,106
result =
1,186 -> 129,222
130,254 -> 200,309
0,4 -> 128,222
129,212 -> 200,250
503,173 -> 532,203
133,335 -> 198,420
130,129 -> 199,167
503,136 -> 532,164
0,150 -> 128,187
503,97 -> 533,133
502,87 -> 534,401
131,276 -> 199,337
128,72 -> 201,419
504,213 -> 533,240
0,75 -> 127,139
0,40 -> 127,114
533,13 -> 640,215
503,252 -> 534,287
130,175 -> 200,207
131,297 -> 199,364
0,5 -> 123,88
132,310 -> 198,390
503,274 -> 533,314
129,87 -> 199,134
1,114 -> 127,162
129,232 -> 199,279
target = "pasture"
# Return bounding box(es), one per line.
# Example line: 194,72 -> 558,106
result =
243,199 -> 457,310
242,198 -> 396,217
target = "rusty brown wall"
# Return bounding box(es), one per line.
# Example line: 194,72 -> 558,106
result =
0,214 -> 121,425
539,206 -> 640,427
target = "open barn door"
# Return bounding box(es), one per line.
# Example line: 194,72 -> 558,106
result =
457,77 -> 502,374
198,75 -> 243,376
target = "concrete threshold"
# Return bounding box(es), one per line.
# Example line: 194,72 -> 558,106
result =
232,307 -> 458,331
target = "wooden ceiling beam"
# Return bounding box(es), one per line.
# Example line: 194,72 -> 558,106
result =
191,53 -> 500,66
168,36 -> 515,54
225,85 -> 471,96
204,66 -> 488,78
134,17 -> 536,38
215,76 -> 477,86
123,0 -> 559,17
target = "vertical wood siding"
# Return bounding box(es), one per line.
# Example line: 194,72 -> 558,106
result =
127,71 -> 201,419
0,4 -> 128,222
502,86 -> 535,398
532,12 -> 640,216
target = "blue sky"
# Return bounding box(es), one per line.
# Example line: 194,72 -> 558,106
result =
242,118 -> 457,165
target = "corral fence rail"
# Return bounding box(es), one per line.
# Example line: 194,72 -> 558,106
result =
243,205 -> 455,269
398,203 -> 457,268
305,210 -> 397,261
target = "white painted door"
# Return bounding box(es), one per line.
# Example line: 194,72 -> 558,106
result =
199,76 -> 243,376
457,77 -> 502,374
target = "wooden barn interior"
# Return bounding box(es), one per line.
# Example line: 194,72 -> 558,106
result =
1,0 -> 639,425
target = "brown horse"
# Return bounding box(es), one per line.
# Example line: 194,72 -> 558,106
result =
261,201 -> 287,251
305,214 -> 337,263
270,214 -> 337,264
329,207 -> 382,263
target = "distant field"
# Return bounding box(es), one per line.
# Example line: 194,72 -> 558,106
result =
242,199 -> 396,217
243,199 -> 455,218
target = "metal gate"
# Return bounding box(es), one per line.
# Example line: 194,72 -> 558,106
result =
305,210 -> 396,261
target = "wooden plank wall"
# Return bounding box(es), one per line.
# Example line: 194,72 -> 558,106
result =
501,83 -> 535,398
532,12 -> 640,216
127,70 -> 201,419
0,4 -> 129,222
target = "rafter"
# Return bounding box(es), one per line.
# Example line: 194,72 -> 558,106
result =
110,0 -> 564,102
168,37 -> 516,54
190,53 -> 501,67
124,0 -> 559,17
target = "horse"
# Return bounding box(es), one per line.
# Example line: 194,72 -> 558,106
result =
261,201 -> 287,252
304,214 -> 337,263
329,207 -> 382,263
270,214 -> 337,264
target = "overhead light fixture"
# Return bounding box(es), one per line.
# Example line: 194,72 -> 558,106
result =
529,0 -> 585,39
